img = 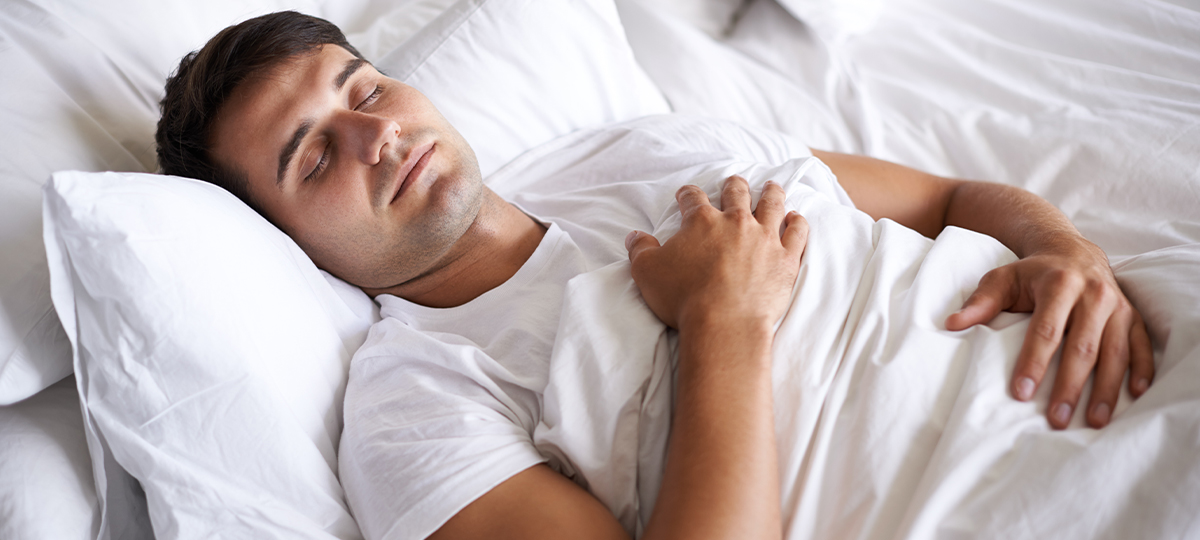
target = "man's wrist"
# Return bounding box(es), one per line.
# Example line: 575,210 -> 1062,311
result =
678,310 -> 777,368
1022,230 -> 1104,261
678,307 -> 777,340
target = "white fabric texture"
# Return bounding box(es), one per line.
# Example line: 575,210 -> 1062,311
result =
775,0 -> 884,45
6,0 -> 1198,537
0,375 -> 97,540
633,0 -> 747,37
340,114 -> 855,539
376,0 -> 669,178
0,0 -> 334,405
617,0 -> 875,155
342,0 -> 460,60
621,0 -> 1200,538
43,171 -> 374,540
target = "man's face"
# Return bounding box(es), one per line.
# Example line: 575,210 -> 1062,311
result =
210,44 -> 484,290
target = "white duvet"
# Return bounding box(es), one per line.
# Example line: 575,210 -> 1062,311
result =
612,1 -> 1200,536
517,124 -> 1200,539
547,202 -> 1200,539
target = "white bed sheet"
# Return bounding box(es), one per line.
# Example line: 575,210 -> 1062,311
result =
0,375 -> 97,540
3,0 -> 1198,536
630,0 -> 1200,257
620,0 -> 1200,538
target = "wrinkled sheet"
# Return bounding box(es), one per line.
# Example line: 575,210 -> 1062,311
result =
618,0 -> 1200,538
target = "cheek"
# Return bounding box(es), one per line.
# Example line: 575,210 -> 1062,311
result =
291,184 -> 375,251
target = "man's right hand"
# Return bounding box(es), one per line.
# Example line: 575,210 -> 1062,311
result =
624,176 -> 809,332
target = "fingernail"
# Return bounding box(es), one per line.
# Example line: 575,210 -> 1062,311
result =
1052,403 -> 1072,425
1134,378 -> 1149,394
1092,402 -> 1111,425
624,231 -> 638,250
1015,377 -> 1035,400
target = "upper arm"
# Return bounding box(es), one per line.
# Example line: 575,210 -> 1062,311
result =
428,464 -> 631,540
811,149 -> 963,239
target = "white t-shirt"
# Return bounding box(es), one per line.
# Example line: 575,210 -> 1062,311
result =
339,114 -> 854,540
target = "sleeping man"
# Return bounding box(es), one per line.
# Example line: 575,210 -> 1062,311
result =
155,11 -> 1154,540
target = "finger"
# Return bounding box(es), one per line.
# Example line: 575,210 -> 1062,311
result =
1128,310 -> 1154,397
780,211 -> 810,261
755,181 -> 787,227
1086,308 -> 1132,428
1010,283 -> 1079,403
675,184 -> 713,219
720,175 -> 752,213
1047,292 -> 1114,429
945,267 -> 1017,331
625,230 -> 661,263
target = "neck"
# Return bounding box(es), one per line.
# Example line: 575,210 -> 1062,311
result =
369,189 -> 546,308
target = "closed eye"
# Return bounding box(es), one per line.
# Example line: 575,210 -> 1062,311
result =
305,144 -> 329,182
356,85 -> 382,110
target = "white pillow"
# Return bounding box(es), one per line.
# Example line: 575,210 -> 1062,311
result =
44,171 -> 375,540
775,0 -> 883,45
380,0 -> 670,178
342,0 -> 461,61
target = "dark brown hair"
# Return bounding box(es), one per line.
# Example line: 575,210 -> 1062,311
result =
155,11 -> 364,209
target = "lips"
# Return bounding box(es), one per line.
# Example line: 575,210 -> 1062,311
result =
390,141 -> 435,205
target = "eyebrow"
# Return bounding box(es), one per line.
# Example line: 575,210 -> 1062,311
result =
334,58 -> 367,91
275,57 -> 370,186
277,119 -> 314,186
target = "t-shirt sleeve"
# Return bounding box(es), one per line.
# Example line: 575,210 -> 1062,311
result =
339,319 -> 546,540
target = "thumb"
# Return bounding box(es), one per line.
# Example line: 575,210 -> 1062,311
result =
945,268 -> 1014,331
625,230 -> 661,263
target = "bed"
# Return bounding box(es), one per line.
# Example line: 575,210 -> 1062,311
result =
1,0 -> 1197,538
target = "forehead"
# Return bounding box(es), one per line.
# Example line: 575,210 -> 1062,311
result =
209,45 -> 364,190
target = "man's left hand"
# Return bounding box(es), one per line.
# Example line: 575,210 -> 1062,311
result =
945,237 -> 1155,429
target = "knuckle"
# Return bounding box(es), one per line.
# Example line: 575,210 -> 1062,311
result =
756,196 -> 782,211
1111,300 -> 1132,318
693,205 -> 718,221
726,185 -> 749,200
1103,341 -> 1127,363
1085,279 -> 1113,303
1073,338 -> 1098,358
1033,320 -> 1058,341
1046,267 -> 1084,292
730,207 -> 754,221
1044,268 -> 1077,289
978,268 -> 1005,286
680,185 -> 705,198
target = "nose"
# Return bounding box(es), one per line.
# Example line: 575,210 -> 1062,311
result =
339,110 -> 401,166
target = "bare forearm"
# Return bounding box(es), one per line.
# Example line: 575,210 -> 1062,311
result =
644,317 -> 781,540
944,181 -> 1088,258
628,177 -> 802,539
812,149 -> 1088,255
